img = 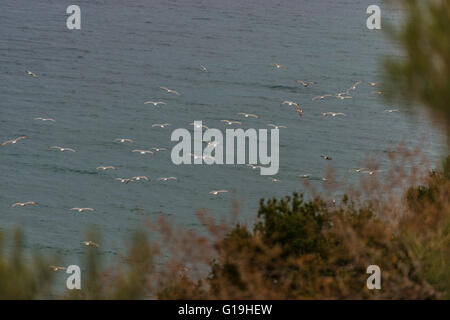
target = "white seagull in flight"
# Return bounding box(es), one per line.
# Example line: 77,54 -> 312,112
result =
115,138 -> 133,143
1,136 -> 27,146
297,80 -> 316,87
189,122 -> 209,129
350,168 -> 369,173
11,201 -> 37,207
70,208 -> 95,213
50,146 -> 76,152
322,112 -> 346,117
209,190 -> 228,195
157,177 -> 177,181
312,94 -> 334,101
96,166 -> 116,171
150,147 -> 168,152
49,265 -> 66,271
132,176 -> 150,182
115,178 -> 132,184
144,101 -> 166,106
26,70 -> 38,78
221,120 -> 242,125
160,86 -> 180,95
152,123 -> 170,128
268,124 -> 287,129
34,117 -> 55,122
272,63 -> 286,69
282,100 -> 300,107
237,112 -> 259,118
132,149 -> 154,155
81,241 -> 99,248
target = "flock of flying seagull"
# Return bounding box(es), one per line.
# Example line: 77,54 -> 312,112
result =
0,66 -> 396,258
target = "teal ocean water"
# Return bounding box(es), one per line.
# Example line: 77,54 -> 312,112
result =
0,0 -> 446,266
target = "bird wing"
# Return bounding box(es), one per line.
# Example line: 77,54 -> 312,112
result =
1,140 -> 12,146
